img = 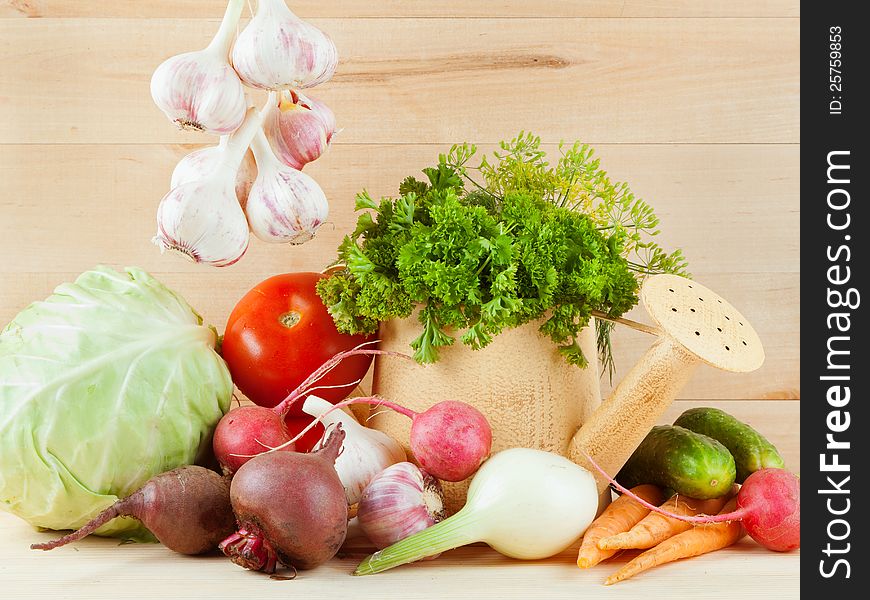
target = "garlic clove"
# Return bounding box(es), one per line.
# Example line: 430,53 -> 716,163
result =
263,90 -> 337,170
357,462 -> 446,551
171,139 -> 257,208
231,0 -> 339,90
246,128 -> 329,244
150,0 -> 247,134
154,107 -> 262,267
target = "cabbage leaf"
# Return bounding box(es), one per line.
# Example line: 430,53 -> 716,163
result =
0,267 -> 233,539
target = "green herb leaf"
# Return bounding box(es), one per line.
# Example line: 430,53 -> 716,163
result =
317,134 -> 687,370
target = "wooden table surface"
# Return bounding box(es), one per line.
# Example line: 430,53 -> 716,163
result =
1,0 -> 800,596
0,513 -> 799,600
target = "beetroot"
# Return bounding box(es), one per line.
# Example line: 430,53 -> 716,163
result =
212,345 -> 401,474
219,426 -> 348,573
31,466 -> 235,555
281,396 -> 493,482
590,459 -> 800,552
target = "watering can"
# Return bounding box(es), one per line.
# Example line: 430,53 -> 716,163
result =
368,274 -> 765,513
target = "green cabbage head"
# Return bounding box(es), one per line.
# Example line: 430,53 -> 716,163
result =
0,267 -> 233,539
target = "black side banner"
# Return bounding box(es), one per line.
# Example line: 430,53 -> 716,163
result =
802,1 -> 868,592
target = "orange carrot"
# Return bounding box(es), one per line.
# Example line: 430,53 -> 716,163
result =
576,484 -> 663,569
597,491 -> 732,551
604,498 -> 746,585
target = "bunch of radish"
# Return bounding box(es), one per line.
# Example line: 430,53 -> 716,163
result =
151,0 -> 340,267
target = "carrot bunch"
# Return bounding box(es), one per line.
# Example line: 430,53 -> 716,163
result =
577,485 -> 744,584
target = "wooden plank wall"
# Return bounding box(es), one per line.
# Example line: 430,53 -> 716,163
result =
0,1 -> 800,450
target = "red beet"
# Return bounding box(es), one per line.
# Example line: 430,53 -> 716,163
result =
282,397 -> 493,482
31,466 -> 235,555
219,426 -> 348,573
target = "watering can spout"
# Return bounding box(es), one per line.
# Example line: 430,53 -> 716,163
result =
568,274 -> 765,494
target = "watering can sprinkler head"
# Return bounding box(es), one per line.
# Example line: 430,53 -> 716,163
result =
569,274 -> 765,494
640,274 -> 764,373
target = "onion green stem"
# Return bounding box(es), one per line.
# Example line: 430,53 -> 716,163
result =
354,508 -> 480,575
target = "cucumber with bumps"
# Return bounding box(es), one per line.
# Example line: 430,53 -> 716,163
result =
616,425 -> 736,499
674,407 -> 784,482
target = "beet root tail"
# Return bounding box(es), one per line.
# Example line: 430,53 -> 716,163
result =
30,501 -> 128,551
312,423 -> 346,465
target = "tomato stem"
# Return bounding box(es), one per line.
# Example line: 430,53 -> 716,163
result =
278,311 -> 301,328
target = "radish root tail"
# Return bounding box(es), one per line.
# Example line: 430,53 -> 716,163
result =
582,452 -> 748,524
271,342 -> 415,415
267,395 -> 414,455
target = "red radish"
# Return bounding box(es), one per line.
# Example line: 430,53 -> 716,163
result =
220,426 -> 348,573
212,343 -> 407,474
278,396 -> 492,482
31,466 -> 235,555
213,405 -> 293,475
587,457 -> 800,552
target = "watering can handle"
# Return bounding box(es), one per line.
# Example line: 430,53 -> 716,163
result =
568,336 -> 698,493
591,310 -> 661,337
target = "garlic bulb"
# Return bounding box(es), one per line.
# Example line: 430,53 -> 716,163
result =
154,108 -> 261,267
263,90 -> 336,170
231,0 -> 338,90
150,0 -> 246,134
357,462 -> 445,550
304,396 -> 406,505
246,115 -> 329,244
171,138 -> 257,208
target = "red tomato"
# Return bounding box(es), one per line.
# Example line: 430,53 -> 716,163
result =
283,415 -> 326,454
222,272 -> 374,416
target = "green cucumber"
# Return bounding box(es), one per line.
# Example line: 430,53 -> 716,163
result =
674,407 -> 784,483
616,425 -> 736,499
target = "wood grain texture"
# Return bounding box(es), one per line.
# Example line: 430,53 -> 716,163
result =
0,0 -> 801,19
0,142 -> 799,400
0,143 -> 800,274
0,18 -> 799,144
0,401 -> 799,598
0,516 -> 799,599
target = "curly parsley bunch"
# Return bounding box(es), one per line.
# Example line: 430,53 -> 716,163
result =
317,133 -> 687,370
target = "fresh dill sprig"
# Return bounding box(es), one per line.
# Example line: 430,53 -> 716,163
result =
317,133 -> 687,372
